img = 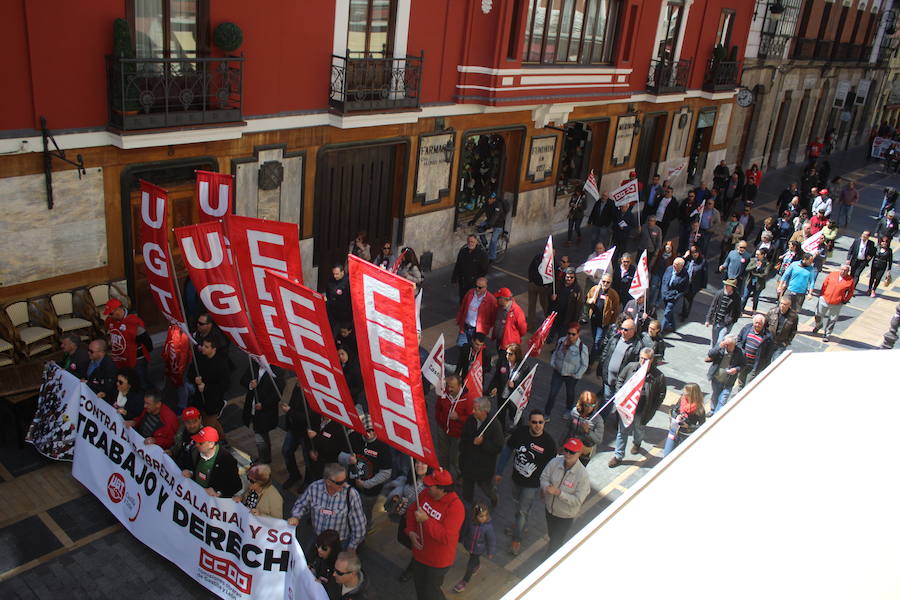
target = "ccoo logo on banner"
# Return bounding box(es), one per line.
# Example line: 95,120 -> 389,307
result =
35,364 -> 326,600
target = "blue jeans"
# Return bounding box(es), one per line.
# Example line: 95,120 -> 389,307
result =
663,423 -> 681,456
544,371 -> 578,417
511,484 -> 539,541
709,379 -> 732,416
741,279 -> 765,312
709,323 -> 731,350
614,417 -> 645,459
591,325 -> 607,354
661,297 -> 681,332
770,344 -> 789,363
649,273 -> 663,308
837,203 -> 854,227
478,224 -> 503,260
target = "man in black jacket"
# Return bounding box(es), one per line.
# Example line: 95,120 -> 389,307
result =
527,251 -> 552,325
610,347 -> 667,466
326,265 -> 353,329
280,386 -> 321,490
58,334 -> 90,379
705,279 -> 742,350
458,397 -> 504,507
455,332 -> 493,382
468,194 -> 508,261
84,339 -> 118,401
612,253 -> 637,305
181,426 -> 242,498
189,335 -> 231,441
451,235 -> 489,303
241,364 -> 283,464
847,231 -> 877,285
587,191 -> 616,247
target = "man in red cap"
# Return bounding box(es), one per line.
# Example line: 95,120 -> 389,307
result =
103,297 -> 152,389
167,406 -> 204,469
125,393 -> 178,450
492,287 -> 527,352
405,468 -> 464,600
540,438 -> 591,557
181,426 -> 242,498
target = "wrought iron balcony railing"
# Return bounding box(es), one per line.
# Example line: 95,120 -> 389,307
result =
329,52 -> 423,113
792,38 -> 817,60
757,32 -> 790,59
703,59 -> 739,92
814,40 -> 834,60
107,54 -> 243,131
646,57 -> 691,94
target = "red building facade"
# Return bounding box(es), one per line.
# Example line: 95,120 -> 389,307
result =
0,0 -> 753,332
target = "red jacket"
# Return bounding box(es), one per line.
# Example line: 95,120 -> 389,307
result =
495,300 -> 528,349
820,271 -> 854,306
132,403 -> 179,449
434,393 -> 473,438
455,289 -> 497,335
405,488 -> 465,568
106,313 -> 149,369
809,215 -> 828,235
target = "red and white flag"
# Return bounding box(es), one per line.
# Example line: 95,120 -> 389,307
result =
348,255 -> 438,468
528,311 -> 557,357
163,324 -> 192,387
578,245 -> 616,278
226,214 -> 304,370
390,248 -> 407,274
509,363 -> 538,426
537,235 -> 555,285
613,361 -> 650,428
266,270 -> 365,434
630,250 -> 650,299
463,349 -> 483,399
583,169 -> 600,201
174,221 -> 266,360
138,181 -> 187,331
801,229 -> 825,254
667,163 -> 686,180
612,179 -> 640,207
421,334 -> 445,397
195,171 -> 233,223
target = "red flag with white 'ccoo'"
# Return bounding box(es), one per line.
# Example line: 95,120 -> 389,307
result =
463,349 -> 483,398
613,361 -> 650,428
584,169 -> 600,201
528,311 -> 557,357
537,235 -> 555,285
509,363 -> 538,425
630,250 -> 650,299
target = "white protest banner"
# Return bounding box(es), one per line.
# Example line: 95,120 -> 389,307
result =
422,334 -> 446,396
69,382 -> 327,600
613,361 -> 649,428
537,235 -> 555,284
26,362 -> 79,461
577,245 -> 616,277
509,363 -> 538,426
629,250 -> 650,299
801,230 -> 825,254
612,179 -> 639,207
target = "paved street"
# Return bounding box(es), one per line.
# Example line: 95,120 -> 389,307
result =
1,145 -> 898,599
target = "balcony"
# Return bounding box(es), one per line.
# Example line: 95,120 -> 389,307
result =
703,59 -> 739,92
792,38 -> 816,60
646,58 -> 692,95
757,32 -> 790,59
814,40 -> 834,60
107,54 -> 243,131
329,52 -> 423,113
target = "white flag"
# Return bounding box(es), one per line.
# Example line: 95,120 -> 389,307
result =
629,250 -> 650,299
612,179 -> 640,207
421,334 -> 445,396
577,245 -> 616,277
509,364 -> 538,426
584,169 -> 600,201
613,361 -> 650,428
801,230 -> 825,254
667,163 -> 686,180
537,235 -> 555,285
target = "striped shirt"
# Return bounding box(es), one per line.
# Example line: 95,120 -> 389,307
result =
290,480 -> 366,549
743,331 -> 764,360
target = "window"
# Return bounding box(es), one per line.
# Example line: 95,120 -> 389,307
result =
657,2 -> 684,60
522,0 -> 622,64
347,0 -> 396,57
716,9 -> 735,49
130,0 -> 203,58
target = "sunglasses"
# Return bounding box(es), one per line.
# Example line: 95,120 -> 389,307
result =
327,478 -> 347,486
530,420 -> 544,425
383,246 -> 391,251
334,569 -> 352,576
197,321 -> 210,326
476,285 -> 486,290
317,544 -> 330,551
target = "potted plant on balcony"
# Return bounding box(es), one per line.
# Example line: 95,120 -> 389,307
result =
111,18 -> 140,114
214,22 -> 243,53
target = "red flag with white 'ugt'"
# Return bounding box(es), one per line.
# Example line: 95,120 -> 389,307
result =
528,311 -> 557,357
195,170 -> 233,223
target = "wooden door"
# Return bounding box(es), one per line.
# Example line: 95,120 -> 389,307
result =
128,185 -> 197,332
314,143 -> 399,288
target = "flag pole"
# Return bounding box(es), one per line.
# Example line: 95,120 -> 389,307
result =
409,456 -> 424,540
551,243 -> 557,297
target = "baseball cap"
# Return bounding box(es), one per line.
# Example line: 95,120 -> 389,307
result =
562,438 -> 584,453
191,426 -> 219,444
103,297 -> 123,315
423,468 -> 453,487
820,189 -> 828,195
629,170 -> 637,177
817,207 -> 826,213
495,287 -> 513,299
182,407 -> 201,421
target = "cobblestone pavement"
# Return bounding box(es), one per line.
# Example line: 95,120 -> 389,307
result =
1,146 -> 897,599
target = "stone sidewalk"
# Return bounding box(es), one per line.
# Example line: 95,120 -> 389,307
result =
1,145 -> 897,599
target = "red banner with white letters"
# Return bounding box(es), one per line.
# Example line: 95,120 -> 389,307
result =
347,255 -> 438,468
195,170 -> 233,223
226,215 -> 304,370
174,221 -> 265,359
266,271 -> 364,434
139,181 -> 186,330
